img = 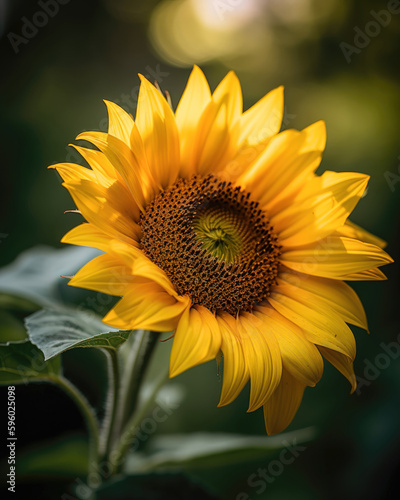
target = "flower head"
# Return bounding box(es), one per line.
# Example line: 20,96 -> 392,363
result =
51,66 -> 393,434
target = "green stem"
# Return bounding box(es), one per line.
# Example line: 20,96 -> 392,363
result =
52,375 -> 100,489
99,349 -> 120,462
110,367 -> 169,475
113,331 -> 159,441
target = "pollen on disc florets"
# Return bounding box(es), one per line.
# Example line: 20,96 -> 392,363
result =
139,175 -> 281,315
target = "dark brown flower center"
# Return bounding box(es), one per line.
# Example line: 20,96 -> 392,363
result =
139,175 -> 281,315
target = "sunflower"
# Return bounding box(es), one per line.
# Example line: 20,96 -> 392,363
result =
51,66 -> 392,435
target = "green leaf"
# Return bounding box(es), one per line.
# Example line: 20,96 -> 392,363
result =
25,308 -> 129,360
126,429 -> 316,472
0,245 -> 100,308
0,310 -> 28,343
0,340 -> 61,385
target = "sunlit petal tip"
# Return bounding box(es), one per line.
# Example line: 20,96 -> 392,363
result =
302,120 -> 327,151
268,84 -> 284,103
272,84 -> 284,102
75,132 -> 97,144
225,71 -> 240,89
309,119 -> 326,131
103,99 -> 135,141
339,222 -> 388,250
212,70 -> 243,117
66,144 -> 87,162
138,73 -> 162,92
191,64 -> 207,78
214,70 -> 237,88
138,74 -> 155,95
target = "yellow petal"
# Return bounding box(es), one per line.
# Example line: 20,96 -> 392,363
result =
56,159 -> 139,220
344,268 -> 387,281
217,88 -> 284,183
133,257 -> 178,297
212,71 -> 242,124
274,172 -> 369,248
237,129 -> 322,211
300,120 -> 326,152
281,236 -> 393,279
76,131 -> 151,211
170,306 -> 221,377
269,290 -> 356,359
237,86 -> 284,147
188,71 -> 242,176
175,65 -> 211,178
335,220 -> 387,249
69,145 -> 124,184
218,139 -> 270,184
104,100 -> 134,146
67,237 -> 177,298
278,271 -> 368,331
217,313 -> 249,407
68,254 -> 135,296
237,313 -> 282,412
192,99 -> 236,176
318,346 -> 357,393
62,179 -> 141,244
103,283 -> 190,331
136,75 -> 180,189
262,151 -> 323,214
264,122 -> 326,213
50,163 -> 96,183
107,241 -> 178,298
263,369 -> 306,435
254,305 -> 323,387
61,223 -> 140,253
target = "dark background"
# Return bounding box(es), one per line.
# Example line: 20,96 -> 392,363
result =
0,0 -> 400,499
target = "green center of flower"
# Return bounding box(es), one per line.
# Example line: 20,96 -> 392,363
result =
193,208 -> 243,264
139,175 -> 281,315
